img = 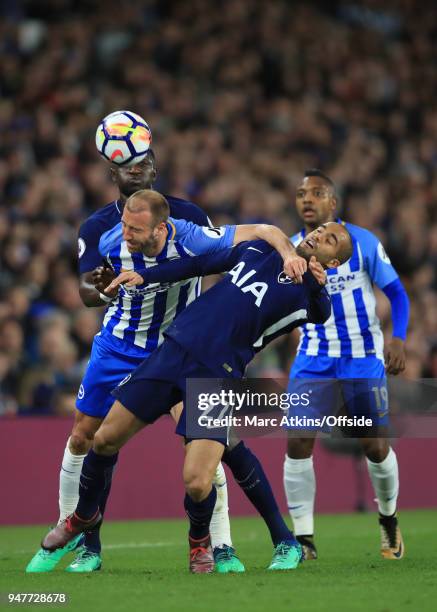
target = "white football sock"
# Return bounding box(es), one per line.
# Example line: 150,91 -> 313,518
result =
58,437 -> 87,523
283,455 -> 316,536
366,447 -> 399,516
210,462 -> 232,548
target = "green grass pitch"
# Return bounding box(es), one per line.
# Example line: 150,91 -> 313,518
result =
0,510 -> 435,612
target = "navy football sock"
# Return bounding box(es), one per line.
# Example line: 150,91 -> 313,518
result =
184,487 -> 217,540
223,442 -> 295,545
83,460 -> 117,554
76,450 -> 118,522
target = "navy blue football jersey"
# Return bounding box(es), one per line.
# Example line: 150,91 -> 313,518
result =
138,240 -> 331,376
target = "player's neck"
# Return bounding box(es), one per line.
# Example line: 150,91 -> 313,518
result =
304,216 -> 336,234
304,223 -> 318,234
118,185 -> 154,208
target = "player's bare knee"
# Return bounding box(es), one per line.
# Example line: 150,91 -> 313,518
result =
287,436 -> 314,459
362,438 -> 389,463
93,428 -> 118,456
69,431 -> 93,455
184,471 -> 211,501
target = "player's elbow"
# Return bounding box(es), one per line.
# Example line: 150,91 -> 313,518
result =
254,223 -> 271,239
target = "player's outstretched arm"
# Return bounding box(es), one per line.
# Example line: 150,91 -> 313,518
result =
173,218 -> 306,281
104,245 -> 247,294
233,224 -> 307,283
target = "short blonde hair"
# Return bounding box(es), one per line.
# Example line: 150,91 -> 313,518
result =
126,190 -> 169,225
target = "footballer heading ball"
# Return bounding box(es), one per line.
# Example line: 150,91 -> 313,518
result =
95,110 -> 152,166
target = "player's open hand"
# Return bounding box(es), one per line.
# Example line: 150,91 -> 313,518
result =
308,256 -> 326,286
105,270 -> 145,293
283,253 -> 307,283
92,264 -> 117,296
384,337 -> 406,375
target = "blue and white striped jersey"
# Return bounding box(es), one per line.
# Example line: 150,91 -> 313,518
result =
78,196 -> 235,352
98,218 -> 235,350
291,221 -> 399,359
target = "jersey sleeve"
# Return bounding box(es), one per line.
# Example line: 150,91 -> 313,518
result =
78,218 -> 104,275
382,278 -> 409,340
139,243 -> 247,285
171,217 -> 236,255
362,231 -> 399,289
305,287 -> 332,324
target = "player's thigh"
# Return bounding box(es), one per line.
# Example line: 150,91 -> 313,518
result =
94,400 -> 146,453
170,402 -> 183,424
183,439 -> 225,486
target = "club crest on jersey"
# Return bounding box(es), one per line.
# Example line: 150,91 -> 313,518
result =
277,271 -> 293,284
377,242 -> 391,264
78,238 -> 86,259
202,226 -> 226,239
118,374 -> 132,387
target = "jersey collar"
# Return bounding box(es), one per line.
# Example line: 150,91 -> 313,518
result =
153,220 -> 176,262
166,219 -> 176,241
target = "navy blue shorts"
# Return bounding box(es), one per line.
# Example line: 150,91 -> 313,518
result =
112,337 -> 230,445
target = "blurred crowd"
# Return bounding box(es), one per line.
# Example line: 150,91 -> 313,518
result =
0,0 -> 436,415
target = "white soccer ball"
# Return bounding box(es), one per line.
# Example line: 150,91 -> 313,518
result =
95,110 -> 152,166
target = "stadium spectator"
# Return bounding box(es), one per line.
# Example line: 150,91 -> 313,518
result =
0,0 -> 436,415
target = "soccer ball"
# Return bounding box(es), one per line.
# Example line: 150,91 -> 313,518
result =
95,110 -> 152,166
